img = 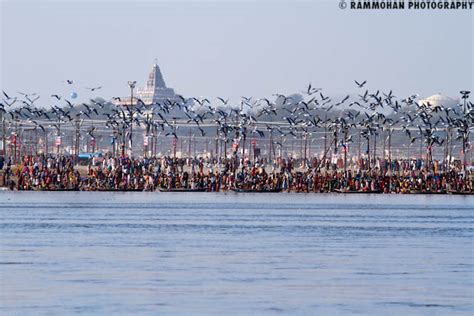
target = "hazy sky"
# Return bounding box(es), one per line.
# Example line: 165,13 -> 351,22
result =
1,0 -> 473,103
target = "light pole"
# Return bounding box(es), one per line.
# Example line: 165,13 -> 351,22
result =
460,90 -> 470,174
460,90 -> 470,115
128,81 -> 136,157
1,112 -> 5,158
75,115 -> 81,160
343,127 -> 348,175
303,130 -> 308,168
56,121 -> 61,155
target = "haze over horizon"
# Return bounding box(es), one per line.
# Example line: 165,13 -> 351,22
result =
1,0 -> 473,103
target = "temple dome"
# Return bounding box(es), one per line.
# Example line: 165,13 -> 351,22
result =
419,94 -> 458,108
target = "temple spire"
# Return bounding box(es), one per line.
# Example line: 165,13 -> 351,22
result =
136,61 -> 178,105
147,62 -> 166,88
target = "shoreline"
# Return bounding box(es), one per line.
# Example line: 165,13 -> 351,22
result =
3,155 -> 472,195
1,187 -> 472,195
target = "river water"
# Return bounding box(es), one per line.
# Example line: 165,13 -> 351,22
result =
0,192 -> 473,315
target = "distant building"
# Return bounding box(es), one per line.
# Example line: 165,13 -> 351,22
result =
136,62 -> 179,104
419,94 -> 459,109
117,62 -> 180,106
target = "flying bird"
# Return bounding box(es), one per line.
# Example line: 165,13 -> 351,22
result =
355,80 -> 367,88
86,86 -> 102,92
2,90 -> 12,100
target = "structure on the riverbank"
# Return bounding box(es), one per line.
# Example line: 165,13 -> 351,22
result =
419,94 -> 458,109
116,61 -> 180,106
136,61 -> 179,104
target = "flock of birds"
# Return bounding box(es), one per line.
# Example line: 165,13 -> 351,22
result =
0,79 -> 472,163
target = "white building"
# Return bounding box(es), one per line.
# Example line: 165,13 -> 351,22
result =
117,62 -> 180,106
136,62 -> 179,105
419,94 -> 459,109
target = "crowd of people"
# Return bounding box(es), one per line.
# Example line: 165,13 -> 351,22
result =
1,154 -> 472,193
1,155 -> 81,191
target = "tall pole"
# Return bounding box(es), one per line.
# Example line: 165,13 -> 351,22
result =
14,113 -> 18,164
144,114 -> 150,158
121,125 -> 126,157
151,114 -> 155,157
155,127 -> 159,157
443,127 -> 448,173
279,135 -> 283,159
242,130 -> 246,165
44,130 -> 48,156
460,90 -> 470,174
223,117 -> 227,160
75,117 -> 80,159
303,131 -> 308,168
215,126 -> 219,159
373,132 -> 377,171
112,129 -> 116,157
419,135 -> 423,164
382,129 -> 386,174
128,81 -> 136,157
188,128 -> 192,158
1,115 -> 6,158
343,127 -> 348,175
367,133 -> 370,172
269,131 -> 273,164
448,127 -> 453,173
252,133 -> 256,164
308,137 -> 312,164
35,127 -> 38,156
358,130 -> 361,164
173,119 -> 177,159
388,128 -> 392,175
300,132 -> 303,162
69,128 -> 74,156
56,121 -> 61,155
92,137 -> 96,154
324,123 -> 327,158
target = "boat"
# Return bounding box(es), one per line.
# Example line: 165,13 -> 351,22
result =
334,189 -> 382,194
448,190 -> 474,195
409,190 -> 447,195
98,188 -> 144,192
158,188 -> 207,192
231,188 -> 282,193
82,188 -> 144,192
33,187 -> 79,192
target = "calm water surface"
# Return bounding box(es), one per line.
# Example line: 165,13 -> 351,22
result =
0,192 -> 473,315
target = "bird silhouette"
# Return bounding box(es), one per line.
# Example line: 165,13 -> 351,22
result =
354,80 -> 367,88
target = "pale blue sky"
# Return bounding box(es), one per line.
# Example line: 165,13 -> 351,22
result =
1,0 -> 473,103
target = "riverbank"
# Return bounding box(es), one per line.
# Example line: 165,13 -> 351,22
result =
2,155 -> 472,194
